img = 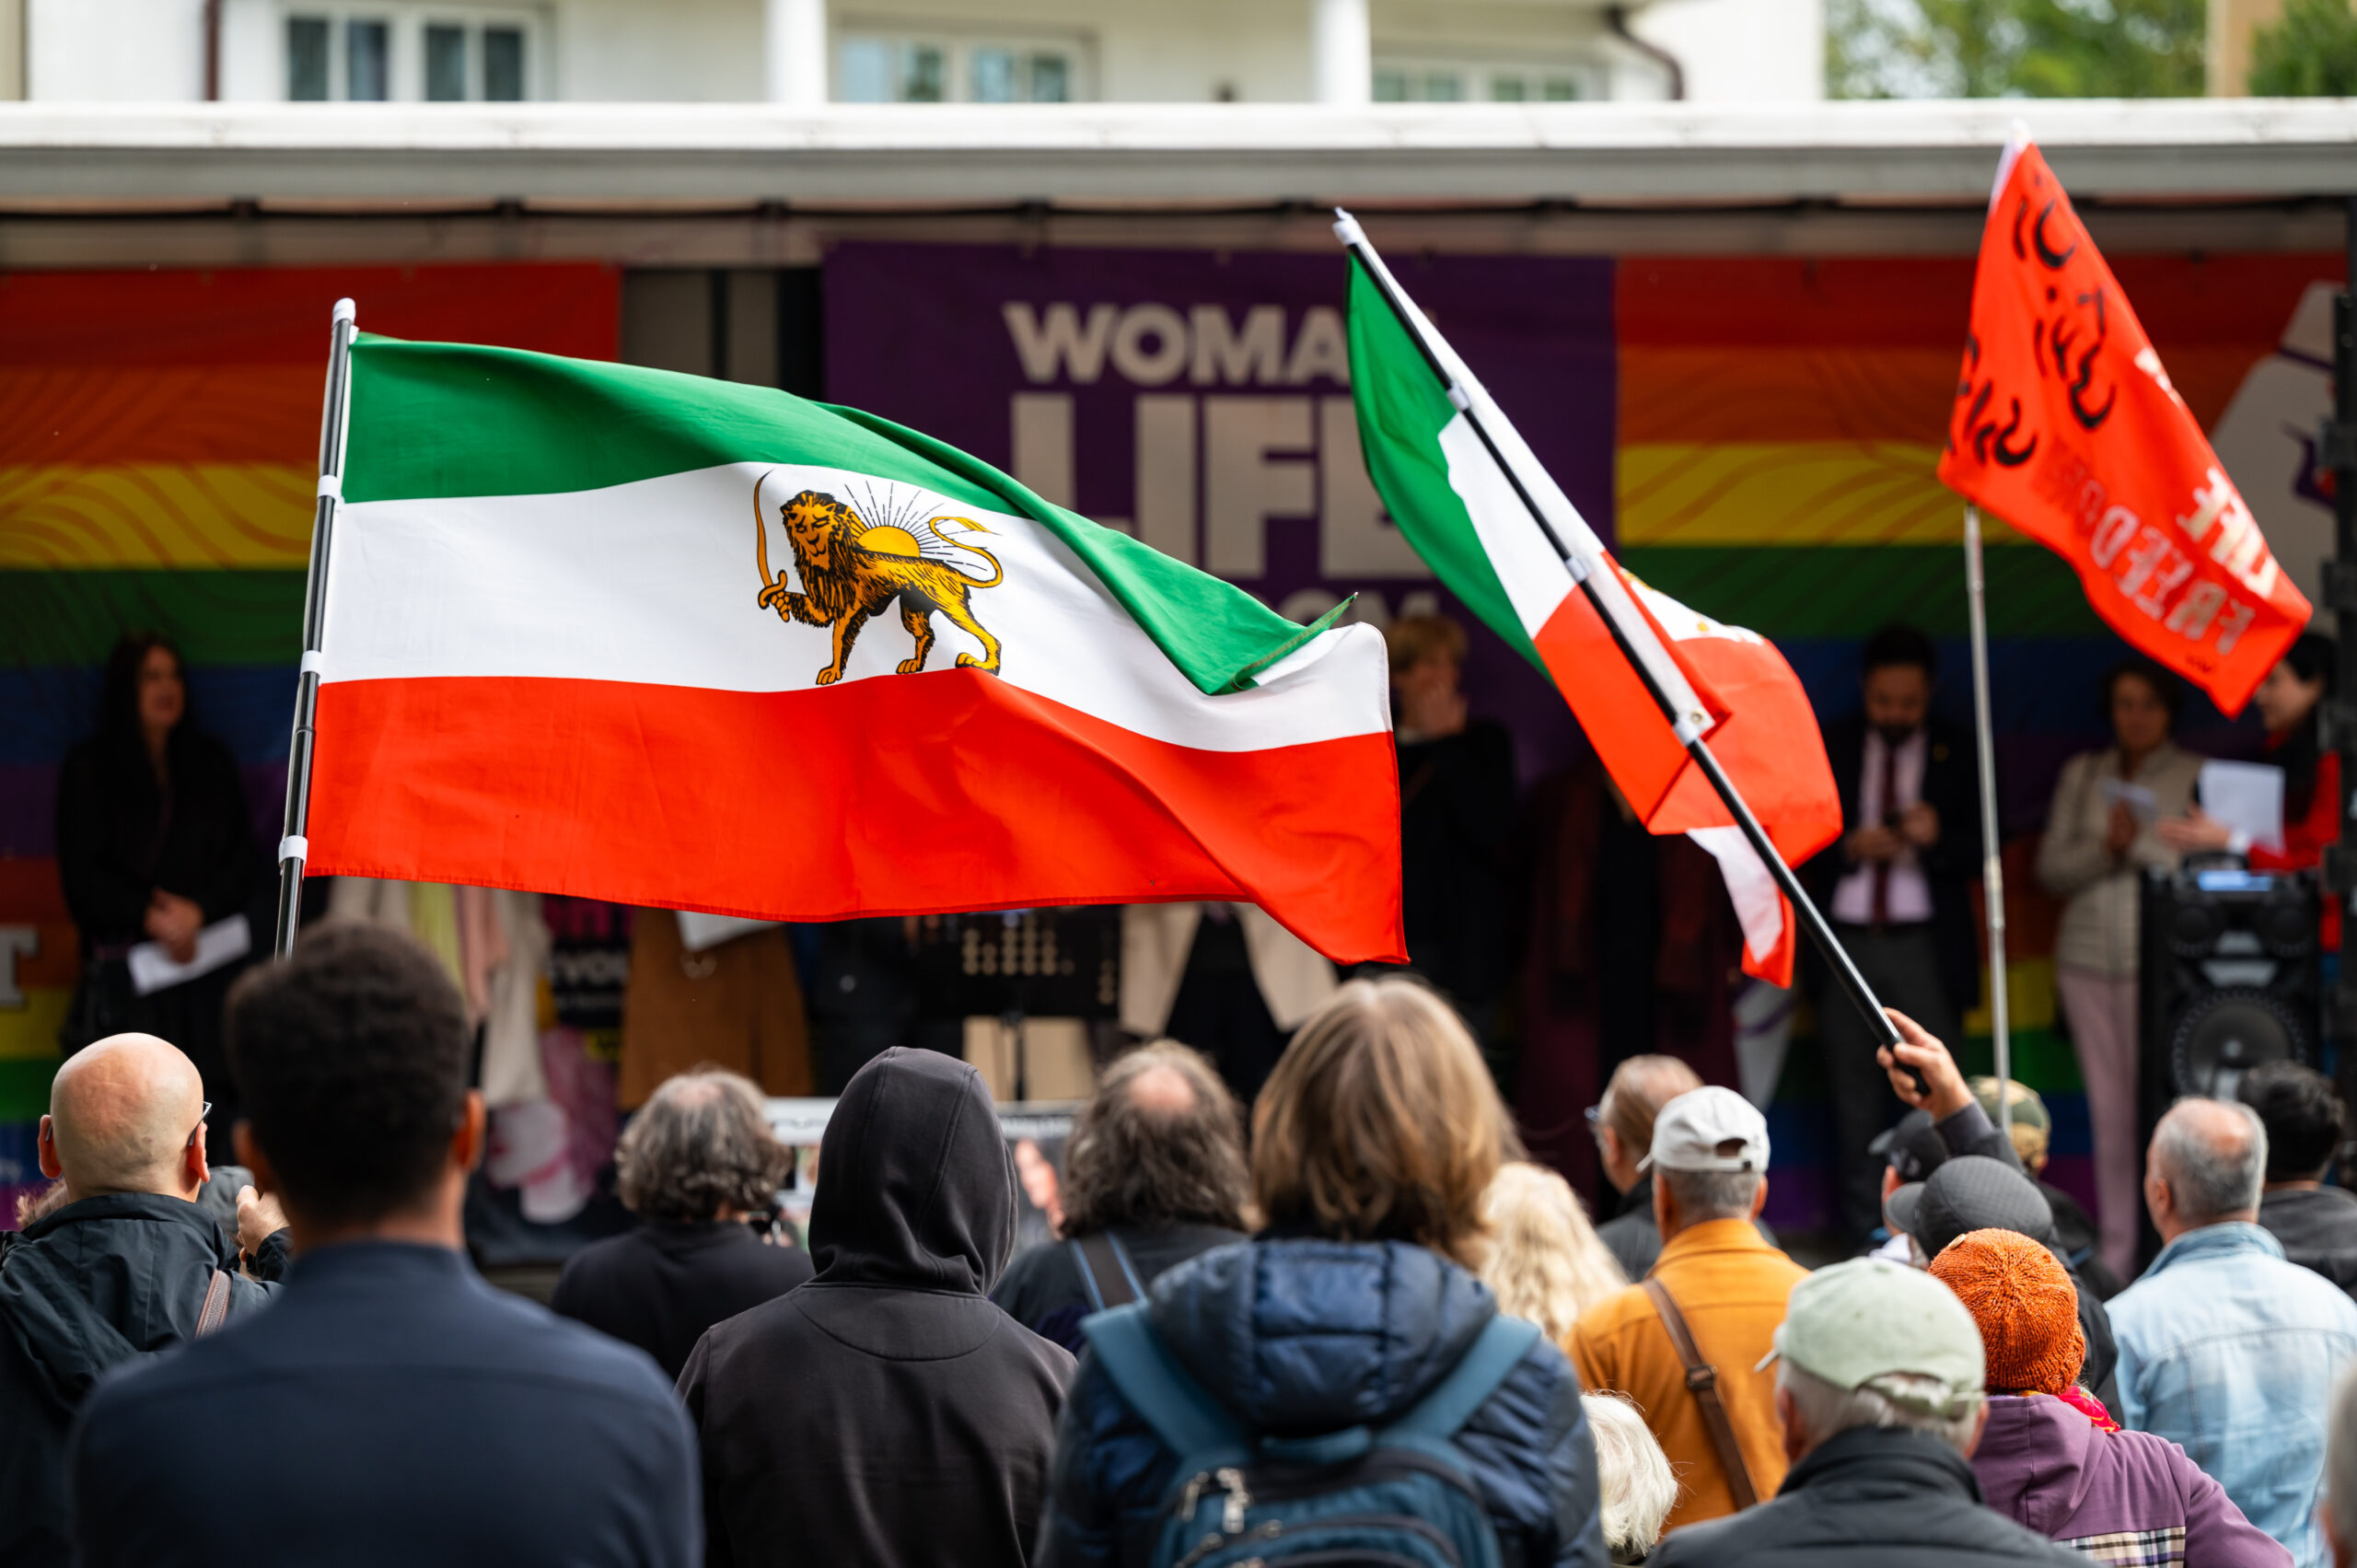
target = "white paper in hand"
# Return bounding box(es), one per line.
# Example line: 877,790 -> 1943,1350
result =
2100,777 -> 2161,824
2198,761 -> 2286,854
127,913 -> 252,997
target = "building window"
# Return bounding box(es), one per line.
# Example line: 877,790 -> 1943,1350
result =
287,16 -> 331,99
838,30 -> 1088,102
284,8 -> 538,100
425,23 -> 466,100
483,26 -> 524,99
347,17 -> 389,99
1375,58 -> 1600,100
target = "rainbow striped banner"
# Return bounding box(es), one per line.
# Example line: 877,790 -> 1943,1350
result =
1614,251 -> 2343,1223
0,264 -> 616,1206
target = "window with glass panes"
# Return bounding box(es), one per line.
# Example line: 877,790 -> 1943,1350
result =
838,31 -> 1086,102
284,8 -> 533,100
1373,58 -> 1603,100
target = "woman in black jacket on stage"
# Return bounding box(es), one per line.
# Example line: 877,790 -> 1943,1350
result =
54,633 -> 261,1136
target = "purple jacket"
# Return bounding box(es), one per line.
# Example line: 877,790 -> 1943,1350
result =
1971,1395 -> 2289,1567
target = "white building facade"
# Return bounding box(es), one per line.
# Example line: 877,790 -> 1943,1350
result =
4,0 -> 1822,108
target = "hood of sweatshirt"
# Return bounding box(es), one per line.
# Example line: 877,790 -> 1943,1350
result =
807,1047 -> 1016,1295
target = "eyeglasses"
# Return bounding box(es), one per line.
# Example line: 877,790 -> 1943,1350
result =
187,1101 -> 211,1150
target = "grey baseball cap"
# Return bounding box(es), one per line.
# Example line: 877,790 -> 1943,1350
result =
1757,1257 -> 1985,1420
1886,1154 -> 2058,1259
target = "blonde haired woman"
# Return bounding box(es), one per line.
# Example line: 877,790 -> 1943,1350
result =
1481,1161 -> 1630,1350
1036,978 -> 1608,1566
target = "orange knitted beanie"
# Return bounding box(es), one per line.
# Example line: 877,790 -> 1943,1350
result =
1925,1226 -> 2085,1395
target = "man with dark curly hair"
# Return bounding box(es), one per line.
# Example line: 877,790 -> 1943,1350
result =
68,922 -> 699,1568
993,1040 -> 1249,1352
553,1067 -> 812,1377
2243,1062 -> 2357,1301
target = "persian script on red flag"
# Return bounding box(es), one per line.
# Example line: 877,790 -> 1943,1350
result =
1936,138 -> 2310,715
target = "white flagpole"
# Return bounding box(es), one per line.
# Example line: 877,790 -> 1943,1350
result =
1965,505 -> 2012,1121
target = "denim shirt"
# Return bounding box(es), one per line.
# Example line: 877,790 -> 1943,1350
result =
2108,1222 -> 2357,1568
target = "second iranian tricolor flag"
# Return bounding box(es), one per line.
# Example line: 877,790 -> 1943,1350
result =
1343,229 -> 1840,985
307,337 -> 1404,963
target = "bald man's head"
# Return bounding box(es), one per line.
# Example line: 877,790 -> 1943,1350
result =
42,1033 -> 206,1200
1124,1062 -> 1201,1118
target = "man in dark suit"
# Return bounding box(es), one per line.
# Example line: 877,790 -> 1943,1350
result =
1804,623 -> 1983,1245
69,923 -> 699,1568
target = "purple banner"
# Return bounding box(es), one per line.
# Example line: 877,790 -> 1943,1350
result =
823,242 -> 1619,783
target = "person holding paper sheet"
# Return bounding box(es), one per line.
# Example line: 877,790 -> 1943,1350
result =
54,635 -> 263,1142
2161,633 -> 2342,952
2037,660 -> 2204,1284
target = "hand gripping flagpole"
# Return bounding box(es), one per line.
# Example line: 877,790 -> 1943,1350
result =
1335,210 -> 1906,1061
1965,505 -> 2013,1123
272,298 -> 357,959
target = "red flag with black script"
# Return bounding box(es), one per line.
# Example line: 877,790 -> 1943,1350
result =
1936,135 -> 2310,714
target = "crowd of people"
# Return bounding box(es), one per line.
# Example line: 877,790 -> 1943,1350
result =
6,916 -> 2357,1567
6,608 -> 2354,1566
46,616 -> 2346,1269
1387,610 -> 2343,1274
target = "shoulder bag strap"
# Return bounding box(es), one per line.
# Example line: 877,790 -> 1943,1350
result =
1641,1276 -> 1759,1511
196,1268 -> 233,1338
1075,1231 -> 1139,1310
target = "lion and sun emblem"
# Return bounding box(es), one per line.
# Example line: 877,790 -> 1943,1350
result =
752,472 -> 1004,687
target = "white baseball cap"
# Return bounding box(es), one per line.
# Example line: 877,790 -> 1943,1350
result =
1642,1086 -> 1770,1175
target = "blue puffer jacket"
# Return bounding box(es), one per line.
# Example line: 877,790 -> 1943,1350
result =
1035,1237 -> 1608,1568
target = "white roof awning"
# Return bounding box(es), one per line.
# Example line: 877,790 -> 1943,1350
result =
3,99 -> 2354,210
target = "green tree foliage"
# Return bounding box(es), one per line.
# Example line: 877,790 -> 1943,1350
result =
1829,0 -> 2203,98
2247,0 -> 2357,93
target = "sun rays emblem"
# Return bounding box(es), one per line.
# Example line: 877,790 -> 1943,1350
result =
752,471 -> 1005,687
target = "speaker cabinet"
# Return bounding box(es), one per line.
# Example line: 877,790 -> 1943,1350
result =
2134,865 -> 2320,1264
2138,866 -> 2319,1100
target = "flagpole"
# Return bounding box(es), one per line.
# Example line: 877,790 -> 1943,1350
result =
1333,212 -> 1905,1062
272,297 -> 357,959
1965,505 -> 2012,1125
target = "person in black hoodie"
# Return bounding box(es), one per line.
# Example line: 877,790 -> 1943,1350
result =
0,1032 -> 284,1568
679,1047 -> 1074,1567
552,1067 -> 811,1379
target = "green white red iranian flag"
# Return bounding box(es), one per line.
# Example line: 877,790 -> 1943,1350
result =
305,337 -> 1405,963
1341,227 -> 1840,985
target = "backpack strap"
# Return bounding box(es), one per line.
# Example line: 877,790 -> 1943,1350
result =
1081,1303 -> 1248,1469
1382,1313 -> 1542,1446
195,1269 -> 233,1338
1642,1276 -> 1759,1510
1072,1231 -> 1143,1313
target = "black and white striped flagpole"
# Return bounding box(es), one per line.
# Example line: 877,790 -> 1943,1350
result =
1334,210 -> 1905,1060
272,297 -> 356,959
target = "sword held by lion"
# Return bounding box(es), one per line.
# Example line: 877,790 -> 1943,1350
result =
753,472 -> 1004,687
